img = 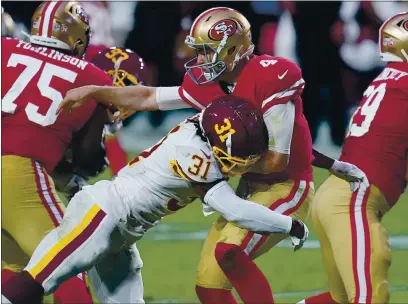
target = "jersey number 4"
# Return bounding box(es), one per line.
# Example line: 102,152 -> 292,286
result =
2,54 -> 77,127
347,83 -> 387,138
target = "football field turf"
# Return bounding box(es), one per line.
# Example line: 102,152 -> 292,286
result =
88,166 -> 408,303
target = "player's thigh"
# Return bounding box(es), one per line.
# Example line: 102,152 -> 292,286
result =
26,185 -> 125,294
1,230 -> 30,272
196,216 -> 231,289
247,180 -> 314,259
2,156 -> 65,258
311,176 -> 348,303
314,175 -> 391,303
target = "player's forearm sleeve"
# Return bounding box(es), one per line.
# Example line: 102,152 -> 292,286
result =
204,181 -> 292,234
263,102 -> 295,154
156,86 -> 192,110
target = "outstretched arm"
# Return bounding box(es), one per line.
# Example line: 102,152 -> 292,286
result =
57,86 -> 190,114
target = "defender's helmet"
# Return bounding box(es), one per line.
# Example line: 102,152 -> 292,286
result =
200,96 -> 267,175
184,7 -> 254,85
30,1 -> 90,58
92,47 -> 148,120
379,12 -> 408,63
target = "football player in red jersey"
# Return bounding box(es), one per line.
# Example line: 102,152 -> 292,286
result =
58,7 -> 369,304
1,1 -> 114,303
298,12 -> 408,304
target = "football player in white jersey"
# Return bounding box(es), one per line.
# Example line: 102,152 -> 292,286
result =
2,98 -> 309,304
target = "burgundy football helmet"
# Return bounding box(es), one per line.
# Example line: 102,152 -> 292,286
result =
200,96 -> 268,175
92,47 -> 148,120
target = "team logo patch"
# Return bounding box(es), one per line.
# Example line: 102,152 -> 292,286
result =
33,20 -> 40,29
53,23 -> 61,32
383,37 -> 394,47
61,24 -> 68,33
209,19 -> 237,41
75,6 -> 89,25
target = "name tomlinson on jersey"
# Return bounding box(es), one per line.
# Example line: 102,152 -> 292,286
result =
16,41 -> 88,70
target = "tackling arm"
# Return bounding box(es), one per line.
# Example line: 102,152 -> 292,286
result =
196,181 -> 306,239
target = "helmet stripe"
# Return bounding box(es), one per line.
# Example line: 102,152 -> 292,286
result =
190,7 -> 232,37
38,1 -> 51,36
46,1 -> 63,37
40,1 -> 59,36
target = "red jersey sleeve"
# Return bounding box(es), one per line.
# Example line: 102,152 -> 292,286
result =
255,56 -> 305,113
179,71 -> 224,110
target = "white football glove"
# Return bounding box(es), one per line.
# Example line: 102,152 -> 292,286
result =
330,160 -> 370,192
289,219 -> 309,252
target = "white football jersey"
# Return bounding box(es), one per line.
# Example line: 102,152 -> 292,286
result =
112,118 -> 223,235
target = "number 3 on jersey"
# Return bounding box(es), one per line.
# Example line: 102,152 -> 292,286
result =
2,54 -> 77,126
347,83 -> 387,137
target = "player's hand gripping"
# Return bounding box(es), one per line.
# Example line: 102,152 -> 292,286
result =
330,160 -> 370,192
57,85 -> 98,114
289,219 -> 309,251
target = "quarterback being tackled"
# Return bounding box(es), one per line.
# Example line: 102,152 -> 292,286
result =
2,98 -> 309,304
58,7 -> 369,303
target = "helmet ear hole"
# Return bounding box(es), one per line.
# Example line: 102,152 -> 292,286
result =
228,46 -> 236,55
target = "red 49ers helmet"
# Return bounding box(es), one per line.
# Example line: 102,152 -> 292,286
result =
200,96 -> 268,175
92,47 -> 148,120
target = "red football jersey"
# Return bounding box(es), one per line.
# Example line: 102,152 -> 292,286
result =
341,62 -> 408,207
179,54 -> 314,183
1,38 -> 112,173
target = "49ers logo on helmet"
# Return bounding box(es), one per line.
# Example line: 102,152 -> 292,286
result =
403,20 -> 408,31
75,7 -> 89,25
209,19 -> 237,41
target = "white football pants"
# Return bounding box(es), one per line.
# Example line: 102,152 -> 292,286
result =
23,180 -> 145,303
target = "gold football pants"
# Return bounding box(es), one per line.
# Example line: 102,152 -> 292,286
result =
196,179 -> 314,289
2,155 -> 65,271
312,175 -> 391,303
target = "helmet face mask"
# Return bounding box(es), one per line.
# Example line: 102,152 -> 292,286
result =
184,7 -> 254,85
379,12 -> 408,63
92,47 -> 148,121
107,69 -> 139,87
213,146 -> 261,176
184,42 -> 227,85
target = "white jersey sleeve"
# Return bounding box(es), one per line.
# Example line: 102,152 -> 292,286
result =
171,144 -> 223,184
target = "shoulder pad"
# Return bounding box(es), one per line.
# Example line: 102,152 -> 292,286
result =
171,144 -> 223,183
